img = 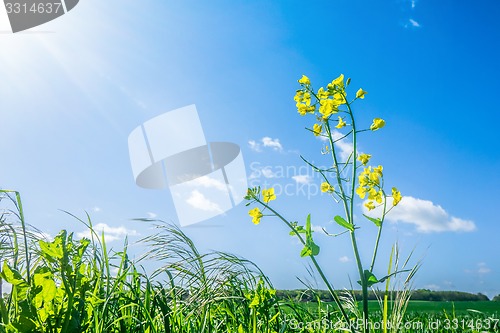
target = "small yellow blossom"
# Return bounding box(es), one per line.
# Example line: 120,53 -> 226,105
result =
364,201 -> 376,211
321,182 -> 333,193
335,116 -> 347,129
249,207 -> 263,225
319,99 -> 337,119
373,165 -> 383,177
293,90 -> 304,103
356,88 -> 367,99
317,87 -> 329,99
302,92 -> 311,106
331,74 -> 344,89
356,186 -> 367,199
298,75 -> 311,85
370,118 -> 386,131
357,153 -> 371,165
262,188 -> 276,203
392,187 -> 402,206
297,104 -> 308,116
313,123 -> 322,136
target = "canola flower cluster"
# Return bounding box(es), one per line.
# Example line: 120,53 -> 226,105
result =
249,74 -> 401,224
248,188 -> 276,224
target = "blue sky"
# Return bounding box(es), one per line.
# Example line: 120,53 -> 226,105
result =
1,0 -> 499,297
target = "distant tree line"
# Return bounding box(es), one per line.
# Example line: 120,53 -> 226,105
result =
275,289 -> 492,302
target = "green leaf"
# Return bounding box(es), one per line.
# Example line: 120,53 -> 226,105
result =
363,214 -> 382,227
357,270 -> 379,287
1,261 -> 27,287
334,215 -> 354,231
300,214 -> 320,257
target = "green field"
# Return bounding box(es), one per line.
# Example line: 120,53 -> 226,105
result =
302,300 -> 500,316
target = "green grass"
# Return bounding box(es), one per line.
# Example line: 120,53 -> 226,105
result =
1,190 -> 499,332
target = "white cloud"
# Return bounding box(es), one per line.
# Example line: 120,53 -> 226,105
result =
424,284 -> 440,290
248,137 -> 283,152
146,212 -> 157,218
409,19 -> 420,27
478,263 -> 491,275
248,140 -> 262,152
292,174 -> 312,185
186,190 -> 223,213
191,175 -> 227,191
411,0 -> 416,9
363,196 -> 476,233
262,137 -> 283,151
92,206 -> 101,213
261,167 -> 276,178
339,256 -> 350,263
311,225 -> 325,233
77,223 -> 139,242
331,130 -> 354,161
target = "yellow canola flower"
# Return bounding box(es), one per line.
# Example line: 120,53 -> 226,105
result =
248,207 -> 263,225
302,92 -> 311,106
262,188 -> 276,203
370,118 -> 386,131
319,99 -> 337,119
297,104 -> 308,116
356,88 -> 367,99
330,74 -> 344,89
373,165 -> 383,177
364,201 -> 376,211
321,182 -> 333,193
298,75 -> 311,85
293,90 -> 304,103
367,188 -> 383,204
317,87 -> 329,99
356,186 -> 367,199
335,116 -> 347,129
357,153 -> 371,166
392,187 -> 402,206
313,123 -> 322,136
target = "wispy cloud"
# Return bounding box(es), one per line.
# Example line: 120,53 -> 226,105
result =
478,262 -> 491,275
191,175 -> 227,191
186,190 -> 223,213
292,174 -> 312,185
409,19 -> 420,27
77,223 -> 139,242
330,130 -> 354,161
363,196 -> 476,233
411,0 -> 417,9
339,256 -> 350,263
92,206 -> 101,213
249,137 -> 283,152
146,212 -> 157,218
248,140 -> 262,152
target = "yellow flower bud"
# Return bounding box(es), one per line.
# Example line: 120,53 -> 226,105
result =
335,116 -> 347,129
356,88 -> 367,99
298,75 -> 311,85
357,153 -> 371,165
313,123 -> 322,136
370,118 -> 386,131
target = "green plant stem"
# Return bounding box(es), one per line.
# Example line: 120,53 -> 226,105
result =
370,196 -> 388,272
256,199 -> 355,333
324,121 -> 351,223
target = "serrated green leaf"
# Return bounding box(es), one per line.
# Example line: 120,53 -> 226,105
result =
363,214 -> 382,227
334,215 -> 354,231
